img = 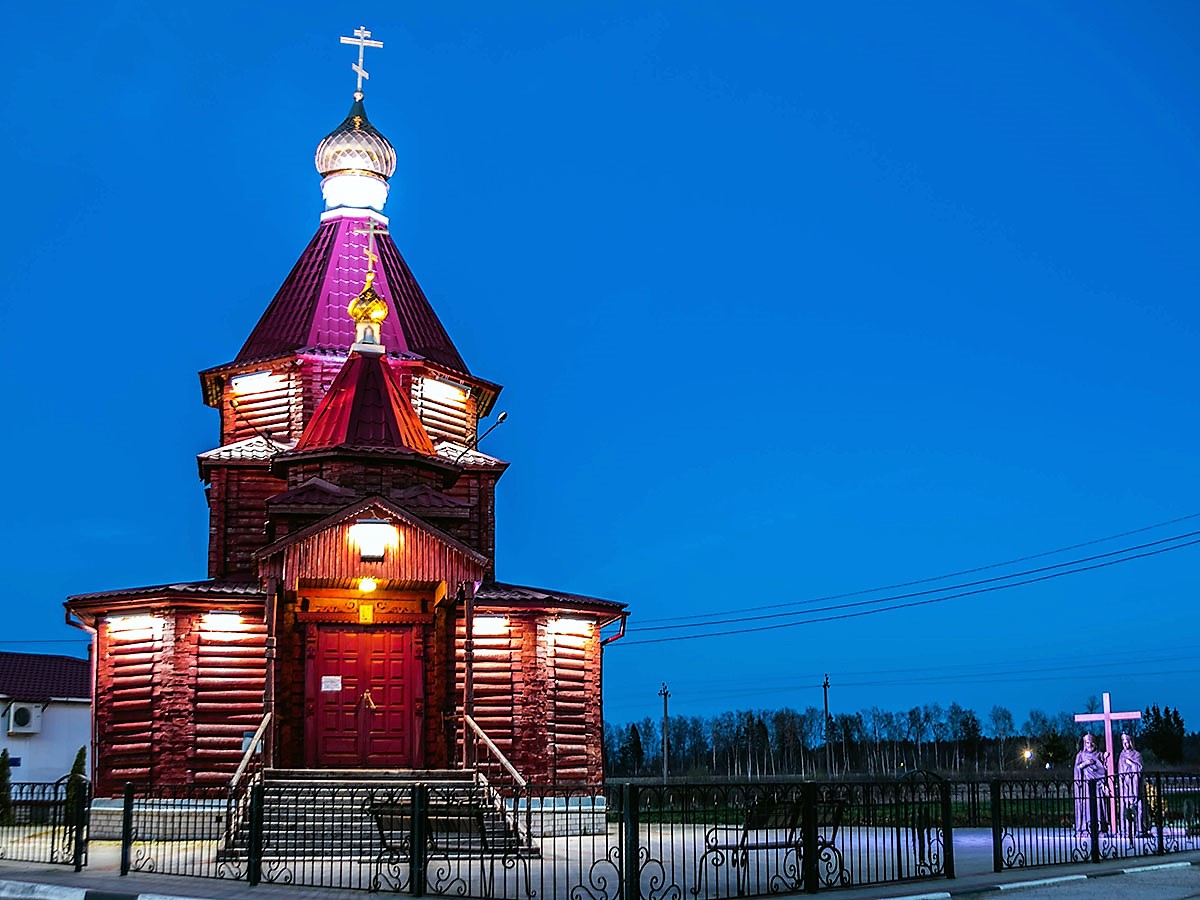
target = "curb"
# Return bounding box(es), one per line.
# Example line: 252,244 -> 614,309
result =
4,860 -> 1198,900
871,859 -> 1198,899
0,882 -> 212,900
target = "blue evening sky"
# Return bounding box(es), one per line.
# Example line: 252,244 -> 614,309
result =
2,2 -> 1198,733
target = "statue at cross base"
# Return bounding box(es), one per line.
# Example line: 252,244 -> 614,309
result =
1072,733 -> 1108,833
1073,691 -> 1141,835
1118,732 -> 1149,836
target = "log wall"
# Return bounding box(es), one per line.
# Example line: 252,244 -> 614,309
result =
95,620 -> 161,796
206,467 -> 288,579
220,363 -> 302,445
453,613 -> 604,785
193,619 -> 267,783
92,610 -> 266,796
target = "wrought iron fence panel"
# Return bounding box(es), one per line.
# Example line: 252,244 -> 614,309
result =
93,777 -> 984,897
643,781 -> 808,899
947,780 -> 990,828
991,774 -> 1200,872
0,777 -> 89,869
1151,774 -> 1200,856
524,785 -> 613,900
119,783 -> 233,880
833,776 -> 949,888
257,781 -> 388,890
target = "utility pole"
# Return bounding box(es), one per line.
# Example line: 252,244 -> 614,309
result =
823,674 -> 832,776
658,683 -> 670,784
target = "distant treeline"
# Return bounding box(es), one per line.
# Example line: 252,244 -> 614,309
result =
604,702 -> 1195,778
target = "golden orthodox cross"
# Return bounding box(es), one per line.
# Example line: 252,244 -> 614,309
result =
1074,691 -> 1140,834
353,221 -> 389,274
340,26 -> 384,96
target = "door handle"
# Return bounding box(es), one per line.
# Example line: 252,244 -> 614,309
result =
361,689 -> 377,711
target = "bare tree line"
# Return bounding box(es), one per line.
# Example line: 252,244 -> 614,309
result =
604,701 -> 1193,779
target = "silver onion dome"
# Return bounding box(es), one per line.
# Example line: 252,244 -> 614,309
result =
315,95 -> 397,181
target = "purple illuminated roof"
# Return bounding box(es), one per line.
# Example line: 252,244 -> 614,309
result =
236,216 -> 468,374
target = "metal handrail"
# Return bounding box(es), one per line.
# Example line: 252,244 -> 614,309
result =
464,713 -> 533,847
224,712 -> 271,851
464,713 -> 526,787
230,712 -> 272,793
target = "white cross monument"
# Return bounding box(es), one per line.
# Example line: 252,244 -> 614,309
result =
1074,691 -> 1140,834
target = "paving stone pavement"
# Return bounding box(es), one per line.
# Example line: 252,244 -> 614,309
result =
2,840 -> 1199,900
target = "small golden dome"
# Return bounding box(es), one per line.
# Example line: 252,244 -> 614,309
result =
348,271 -> 389,328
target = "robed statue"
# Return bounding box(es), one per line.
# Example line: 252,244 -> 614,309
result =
1073,733 -> 1108,832
1118,732 -> 1148,836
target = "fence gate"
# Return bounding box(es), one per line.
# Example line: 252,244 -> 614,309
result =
0,775 -> 89,871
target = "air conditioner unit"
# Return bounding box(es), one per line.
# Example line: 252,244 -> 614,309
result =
7,702 -> 42,735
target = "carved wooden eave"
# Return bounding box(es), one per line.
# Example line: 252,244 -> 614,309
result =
254,495 -> 488,593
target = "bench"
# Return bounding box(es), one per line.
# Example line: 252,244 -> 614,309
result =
368,799 -> 490,859
691,795 -> 848,896
368,799 -> 534,898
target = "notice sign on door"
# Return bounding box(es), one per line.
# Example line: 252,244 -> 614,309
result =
321,675 -> 343,692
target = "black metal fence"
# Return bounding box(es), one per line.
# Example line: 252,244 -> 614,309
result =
991,773 -> 1200,871
109,776 -> 953,897
117,782 -> 240,881
12,771 -> 1195,896
0,776 -> 89,870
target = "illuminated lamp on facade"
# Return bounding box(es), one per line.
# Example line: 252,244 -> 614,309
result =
421,376 -> 470,405
358,577 -> 378,593
473,616 -> 509,636
547,617 -> 592,637
201,611 -> 245,631
348,519 -> 399,561
230,370 -> 283,396
108,614 -> 162,635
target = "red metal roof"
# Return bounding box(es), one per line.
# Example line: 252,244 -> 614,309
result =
389,484 -> 469,510
66,580 -> 266,603
476,581 -> 626,612
0,651 -> 90,701
267,477 -> 359,508
235,216 -> 469,374
295,351 -> 437,455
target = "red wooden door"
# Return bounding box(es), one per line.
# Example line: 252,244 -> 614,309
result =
308,626 -> 423,768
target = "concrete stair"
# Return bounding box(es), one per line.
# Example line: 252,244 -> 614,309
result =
222,769 -> 529,861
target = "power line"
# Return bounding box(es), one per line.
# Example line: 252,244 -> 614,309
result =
603,659 -> 1200,716
637,652 -> 1200,697
602,642 -> 1200,715
654,641 -> 1200,689
635,511 -> 1200,626
603,641 -> 1200,715
615,535 -> 1200,646
625,529 -> 1200,635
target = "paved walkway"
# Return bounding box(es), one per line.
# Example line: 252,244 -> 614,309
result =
1,836 -> 1198,900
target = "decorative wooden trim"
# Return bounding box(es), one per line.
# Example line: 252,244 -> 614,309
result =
296,610 -> 434,625
301,587 -> 433,604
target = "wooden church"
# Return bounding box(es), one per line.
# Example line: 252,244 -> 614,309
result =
65,36 -> 627,798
